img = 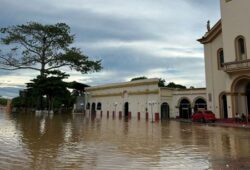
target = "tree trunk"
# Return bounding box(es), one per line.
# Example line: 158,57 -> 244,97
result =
39,61 -> 46,110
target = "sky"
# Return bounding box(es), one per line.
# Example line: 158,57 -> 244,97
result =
0,0 -> 221,98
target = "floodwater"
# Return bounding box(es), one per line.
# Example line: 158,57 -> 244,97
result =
0,112 -> 250,170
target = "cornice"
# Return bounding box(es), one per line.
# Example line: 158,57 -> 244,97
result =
86,80 -> 159,92
91,90 -> 159,98
197,19 -> 222,44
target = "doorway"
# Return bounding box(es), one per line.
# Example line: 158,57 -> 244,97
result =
179,99 -> 191,119
124,102 -> 129,117
161,103 -> 170,120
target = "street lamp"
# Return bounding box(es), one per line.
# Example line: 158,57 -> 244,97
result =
114,102 -> 118,115
148,101 -> 157,123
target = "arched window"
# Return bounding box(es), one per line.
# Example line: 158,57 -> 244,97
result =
246,83 -> 250,116
217,48 -> 224,69
86,103 -> 90,109
235,36 -> 247,61
194,98 -> 207,112
97,102 -> 102,110
179,98 -> 191,119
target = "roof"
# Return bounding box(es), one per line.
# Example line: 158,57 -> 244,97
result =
86,78 -> 159,92
197,19 -> 222,44
67,81 -> 90,91
160,87 -> 206,91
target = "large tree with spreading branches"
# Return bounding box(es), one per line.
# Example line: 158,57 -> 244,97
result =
0,22 -> 102,76
0,22 -> 102,111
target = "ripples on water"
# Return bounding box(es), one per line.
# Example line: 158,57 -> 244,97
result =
0,112 -> 250,170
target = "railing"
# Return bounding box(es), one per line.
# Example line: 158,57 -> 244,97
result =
223,59 -> 250,73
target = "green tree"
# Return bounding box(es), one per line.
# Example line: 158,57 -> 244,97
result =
131,76 -> 148,81
26,71 -> 71,111
166,82 -> 186,89
0,22 -> 102,111
158,78 -> 166,87
130,77 -> 166,87
0,97 -> 8,106
0,22 -> 101,76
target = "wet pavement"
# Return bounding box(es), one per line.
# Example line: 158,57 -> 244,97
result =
0,112 -> 250,170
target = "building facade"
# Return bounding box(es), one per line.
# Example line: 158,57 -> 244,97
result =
85,0 -> 250,120
198,0 -> 250,119
85,79 -> 207,120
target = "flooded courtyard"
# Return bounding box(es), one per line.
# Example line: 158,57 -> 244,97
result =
0,112 -> 250,170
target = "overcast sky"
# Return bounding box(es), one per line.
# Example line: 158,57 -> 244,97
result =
0,0 -> 221,98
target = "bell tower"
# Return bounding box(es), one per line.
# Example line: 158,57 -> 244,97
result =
220,0 -> 250,62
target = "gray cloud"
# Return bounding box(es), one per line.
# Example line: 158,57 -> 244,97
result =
0,87 -> 21,98
0,0 -> 220,97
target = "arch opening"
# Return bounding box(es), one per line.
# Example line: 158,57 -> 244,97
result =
217,48 -> 224,69
246,83 -> 250,114
124,102 -> 129,117
235,36 -> 247,61
231,77 -> 250,118
161,102 -> 170,120
194,98 -> 207,113
220,94 -> 228,119
179,99 -> 191,119
97,102 -> 102,110
91,103 -> 96,117
86,103 -> 90,110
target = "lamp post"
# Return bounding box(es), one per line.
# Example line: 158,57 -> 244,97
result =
114,102 -> 118,115
80,103 -> 84,113
149,101 -> 156,123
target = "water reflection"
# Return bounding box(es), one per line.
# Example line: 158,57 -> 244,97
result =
0,112 -> 249,169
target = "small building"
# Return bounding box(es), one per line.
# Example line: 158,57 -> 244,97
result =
85,78 -> 207,120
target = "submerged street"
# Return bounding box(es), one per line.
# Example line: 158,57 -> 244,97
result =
0,112 -> 250,170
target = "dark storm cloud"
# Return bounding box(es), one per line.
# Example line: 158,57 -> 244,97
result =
86,47 -> 203,72
0,0 -> 220,97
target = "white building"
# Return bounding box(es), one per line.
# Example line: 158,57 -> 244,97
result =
85,79 -> 207,120
198,0 -> 250,119
85,0 -> 250,120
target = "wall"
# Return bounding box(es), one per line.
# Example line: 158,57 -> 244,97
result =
172,89 -> 207,117
85,79 -> 160,120
220,0 -> 250,62
85,79 -> 207,120
203,32 -> 232,118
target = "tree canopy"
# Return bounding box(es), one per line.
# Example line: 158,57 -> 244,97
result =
165,82 -> 186,89
0,22 -> 102,112
130,76 -> 186,89
131,76 -> 147,81
130,76 -> 166,87
26,71 -> 71,110
0,22 -> 102,76
157,79 -> 165,87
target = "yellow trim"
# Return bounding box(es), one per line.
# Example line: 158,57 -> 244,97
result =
161,95 -> 172,97
129,90 -> 159,95
86,81 -> 158,92
173,93 -> 206,96
91,90 -> 159,98
92,93 -> 123,98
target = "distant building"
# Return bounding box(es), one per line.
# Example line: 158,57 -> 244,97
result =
198,0 -> 250,119
85,79 -> 206,120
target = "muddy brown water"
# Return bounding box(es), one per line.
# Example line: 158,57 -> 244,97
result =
0,112 -> 250,170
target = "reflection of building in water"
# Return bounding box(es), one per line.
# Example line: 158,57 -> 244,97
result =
3,113 -> 250,169
85,79 -> 207,120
